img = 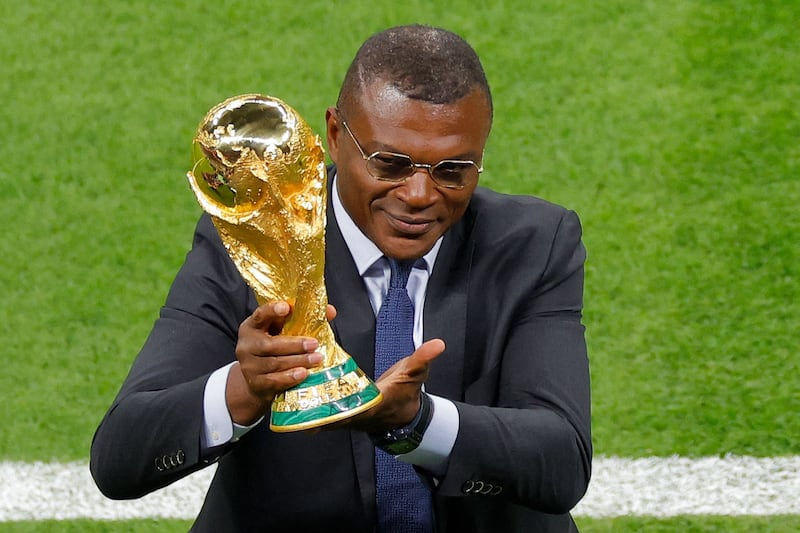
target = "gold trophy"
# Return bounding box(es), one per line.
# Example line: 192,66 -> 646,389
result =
186,94 -> 382,432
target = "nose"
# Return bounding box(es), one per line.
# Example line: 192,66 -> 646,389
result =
395,166 -> 438,208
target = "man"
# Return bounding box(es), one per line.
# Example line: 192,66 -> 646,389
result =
91,24 -> 592,532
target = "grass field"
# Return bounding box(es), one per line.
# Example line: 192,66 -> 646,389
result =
4,516 -> 800,533
2,0 -> 798,531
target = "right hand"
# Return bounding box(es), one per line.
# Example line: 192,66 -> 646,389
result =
226,301 -> 323,425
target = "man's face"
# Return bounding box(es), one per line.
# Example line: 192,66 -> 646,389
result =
326,83 -> 491,261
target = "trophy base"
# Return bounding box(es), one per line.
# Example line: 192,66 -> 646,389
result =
269,358 -> 383,432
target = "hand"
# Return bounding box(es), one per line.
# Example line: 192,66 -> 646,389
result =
225,301 -> 324,425
326,339 -> 446,434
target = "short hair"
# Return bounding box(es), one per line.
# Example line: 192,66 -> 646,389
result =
337,24 -> 492,116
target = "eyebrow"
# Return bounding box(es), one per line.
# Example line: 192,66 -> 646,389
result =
365,139 -> 481,164
341,111 -> 482,163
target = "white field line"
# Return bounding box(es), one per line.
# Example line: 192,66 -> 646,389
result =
1,456 -> 798,521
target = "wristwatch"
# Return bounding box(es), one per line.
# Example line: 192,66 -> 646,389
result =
371,392 -> 434,455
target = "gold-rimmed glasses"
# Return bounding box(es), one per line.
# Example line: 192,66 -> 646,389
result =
337,109 -> 483,190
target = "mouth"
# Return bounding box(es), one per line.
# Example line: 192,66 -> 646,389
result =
383,212 -> 437,236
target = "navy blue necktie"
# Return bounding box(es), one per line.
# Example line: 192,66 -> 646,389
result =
374,258 -> 433,533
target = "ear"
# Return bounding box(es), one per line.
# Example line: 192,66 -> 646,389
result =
325,106 -> 341,165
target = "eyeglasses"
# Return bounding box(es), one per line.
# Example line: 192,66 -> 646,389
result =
337,110 -> 483,190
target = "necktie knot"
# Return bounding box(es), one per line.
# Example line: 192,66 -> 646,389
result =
388,258 -> 414,289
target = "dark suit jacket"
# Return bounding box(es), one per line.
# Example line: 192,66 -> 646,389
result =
91,178 -> 592,532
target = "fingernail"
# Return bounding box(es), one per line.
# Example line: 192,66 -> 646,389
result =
308,352 -> 323,365
274,302 -> 290,315
292,368 -> 307,380
302,339 -> 319,352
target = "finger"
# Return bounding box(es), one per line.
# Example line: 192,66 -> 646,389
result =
238,335 -> 321,360
245,352 -> 322,376
326,304 -> 337,321
249,301 -> 291,332
398,339 -> 446,380
247,366 -> 311,396
411,338 -> 446,364
374,339 -> 446,384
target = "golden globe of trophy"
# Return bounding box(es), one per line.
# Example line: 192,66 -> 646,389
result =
186,94 -> 382,432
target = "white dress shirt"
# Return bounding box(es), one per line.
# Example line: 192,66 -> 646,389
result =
201,174 -> 459,475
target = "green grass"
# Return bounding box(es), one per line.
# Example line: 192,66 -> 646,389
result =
576,516 -> 800,532
0,521 -> 192,533
4,516 -> 800,533
1,0 -> 798,529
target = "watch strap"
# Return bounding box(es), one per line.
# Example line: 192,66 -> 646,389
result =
371,392 -> 434,455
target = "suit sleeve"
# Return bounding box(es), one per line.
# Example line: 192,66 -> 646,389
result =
90,214 -> 253,499
436,209 -> 592,514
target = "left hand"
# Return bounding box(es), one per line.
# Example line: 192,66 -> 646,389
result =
325,338 -> 446,433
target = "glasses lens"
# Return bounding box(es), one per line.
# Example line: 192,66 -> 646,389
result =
367,153 -> 415,181
431,161 -> 476,188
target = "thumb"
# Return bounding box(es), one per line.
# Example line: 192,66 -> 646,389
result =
411,338 -> 446,364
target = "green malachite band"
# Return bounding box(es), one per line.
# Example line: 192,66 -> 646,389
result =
270,383 -> 381,429
299,358 -> 359,387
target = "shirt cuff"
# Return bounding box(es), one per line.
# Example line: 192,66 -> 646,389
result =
396,394 -> 459,476
202,362 -> 263,451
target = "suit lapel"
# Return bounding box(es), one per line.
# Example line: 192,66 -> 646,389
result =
423,211 -> 474,401
324,187 -> 377,377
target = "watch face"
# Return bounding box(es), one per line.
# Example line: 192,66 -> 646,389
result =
381,427 -> 423,455
385,439 -> 418,455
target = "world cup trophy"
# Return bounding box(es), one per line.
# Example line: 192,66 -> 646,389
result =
186,94 -> 382,432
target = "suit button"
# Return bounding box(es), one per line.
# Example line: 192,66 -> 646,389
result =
461,480 -> 474,493
176,449 -> 185,465
155,456 -> 165,471
490,484 -> 503,496
479,482 -> 493,495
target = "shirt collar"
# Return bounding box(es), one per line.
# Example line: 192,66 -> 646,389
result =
331,172 -> 442,276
